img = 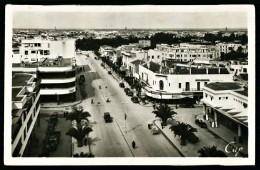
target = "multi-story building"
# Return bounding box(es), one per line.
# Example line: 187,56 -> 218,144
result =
138,61 -> 233,102
138,40 -> 151,48
12,73 -> 41,157
12,39 -> 77,103
216,42 -> 243,54
147,43 -> 220,63
13,57 -> 76,103
201,82 -> 248,146
16,39 -> 75,63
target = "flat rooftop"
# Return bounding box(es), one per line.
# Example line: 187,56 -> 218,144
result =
234,90 -> 248,97
12,58 -> 72,68
12,74 -> 33,87
205,82 -> 242,91
12,87 -> 24,101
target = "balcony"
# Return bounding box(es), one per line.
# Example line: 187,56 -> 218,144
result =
182,88 -> 203,92
40,86 -> 76,95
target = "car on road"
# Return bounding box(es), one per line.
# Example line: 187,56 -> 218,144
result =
108,71 -> 112,74
119,82 -> 125,88
104,112 -> 113,123
150,125 -> 160,135
127,90 -> 134,96
131,96 -> 139,103
195,118 -> 207,128
124,87 -> 130,94
179,103 -> 195,108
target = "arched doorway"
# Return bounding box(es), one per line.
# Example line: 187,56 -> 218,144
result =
159,80 -> 164,90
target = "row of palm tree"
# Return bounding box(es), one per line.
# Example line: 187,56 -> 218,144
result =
152,103 -> 227,157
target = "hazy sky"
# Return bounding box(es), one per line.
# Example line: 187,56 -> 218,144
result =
13,12 -> 247,29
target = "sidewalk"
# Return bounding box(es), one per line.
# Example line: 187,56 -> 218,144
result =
154,120 -> 237,157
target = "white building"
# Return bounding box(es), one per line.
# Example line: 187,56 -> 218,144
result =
153,43 -> 220,63
12,73 -> 41,157
216,42 -> 243,53
18,39 -> 76,63
201,82 -> 248,145
138,40 -> 151,48
138,61 -> 233,101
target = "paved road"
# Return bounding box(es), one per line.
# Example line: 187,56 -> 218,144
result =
75,52 -> 182,157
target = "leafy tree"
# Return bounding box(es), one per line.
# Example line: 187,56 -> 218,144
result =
198,145 -> 227,157
65,105 -> 91,123
152,104 -> 177,124
169,122 -> 198,146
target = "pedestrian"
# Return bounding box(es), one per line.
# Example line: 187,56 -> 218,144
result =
132,141 -> 136,149
91,99 -> 94,104
153,103 -> 156,110
161,122 -> 164,129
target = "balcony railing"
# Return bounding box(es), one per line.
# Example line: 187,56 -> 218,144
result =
182,88 -> 202,92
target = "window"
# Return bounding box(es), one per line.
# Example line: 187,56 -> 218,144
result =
39,50 -> 43,55
204,82 -> 208,85
226,97 -> 228,99
44,50 -> 50,55
159,80 -> 164,90
243,68 -> 247,73
31,50 -> 36,54
152,56 -> 154,59
219,97 -> 221,100
179,83 -> 181,88
158,55 -> 160,59
169,83 -> 170,86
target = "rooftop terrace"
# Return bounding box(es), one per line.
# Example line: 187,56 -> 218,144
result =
12,74 -> 33,87
12,57 -> 72,68
205,82 -> 242,91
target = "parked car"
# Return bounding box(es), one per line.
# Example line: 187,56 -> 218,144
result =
150,125 -> 160,135
127,90 -> 134,96
131,96 -> 139,103
79,75 -> 85,82
179,103 -> 194,108
195,118 -> 207,128
124,87 -> 130,94
108,71 -> 112,74
104,112 -> 113,123
119,82 -> 125,88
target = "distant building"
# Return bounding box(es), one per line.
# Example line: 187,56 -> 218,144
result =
216,42 -> 243,54
12,73 -> 41,157
138,40 -> 151,48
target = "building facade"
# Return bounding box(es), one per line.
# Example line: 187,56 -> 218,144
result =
17,39 -> 75,63
138,62 -> 233,102
201,82 -> 248,145
12,73 -> 41,157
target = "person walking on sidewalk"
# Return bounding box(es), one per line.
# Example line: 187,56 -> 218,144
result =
132,141 -> 136,149
153,102 -> 156,110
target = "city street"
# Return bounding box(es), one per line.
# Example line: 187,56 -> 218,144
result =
75,52 -> 182,157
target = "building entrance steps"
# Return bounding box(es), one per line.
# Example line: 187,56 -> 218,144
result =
204,118 -> 248,156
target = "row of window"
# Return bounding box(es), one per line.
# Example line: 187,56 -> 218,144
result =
24,50 -> 50,55
24,43 -> 50,48
233,98 -> 247,107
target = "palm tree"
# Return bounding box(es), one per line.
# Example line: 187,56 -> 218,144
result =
169,122 -> 198,146
198,145 -> 227,157
152,104 -> 177,125
66,120 -> 93,147
65,106 -> 91,123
